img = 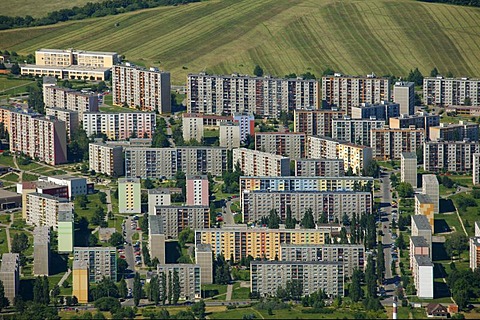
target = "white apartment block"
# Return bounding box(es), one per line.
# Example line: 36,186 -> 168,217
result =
74,247 -> 117,283
370,127 -> 425,160
10,110 -> 67,165
182,113 -> 204,143
424,140 -> 480,172
45,107 -> 79,139
294,159 -> 344,177
293,108 -> 345,137
332,117 -> 385,146
412,255 -> 434,299
393,82 -> 415,115
422,174 -> 439,215
242,190 -> 372,223
154,205 -> 209,238
251,261 -> 344,297
83,112 -> 156,140
219,121 -> 241,149
89,142 -> 124,176
401,152 -> 417,188
233,148 -> 290,177
112,64 -> 171,113
26,193 -> 73,229
125,147 -> 227,179
157,264 -> 201,301
148,189 -> 171,215
43,86 -> 99,118
280,244 -> 365,278
322,73 -> 391,112
35,48 -> 119,68
474,154 -> 480,185
424,76 -> 480,106
255,132 -> 306,158
308,136 -> 372,174
187,73 -> 319,117
118,178 -> 141,214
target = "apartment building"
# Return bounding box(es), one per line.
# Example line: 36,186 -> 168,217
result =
112,64 -> 171,113
46,175 -> 88,200
72,260 -> 89,303
83,112 -> 156,140
233,148 -> 290,177
195,244 -> 213,284
125,147 -> 227,179
424,76 -> 480,106
21,64 -> 110,80
26,193 -> 73,229
240,176 -> 374,203
219,121 -> 241,149
35,48 -> 119,68
182,113 -> 204,143
73,247 -> 117,283
293,108 -> 345,137
389,113 -> 440,139
45,107 -> 79,139
17,181 -> 68,219
410,236 -> 430,268
0,106 -> 12,133
0,253 -> 19,305
254,132 -> 306,158
471,237 -> 480,271
429,121 -> 479,142
422,174 -> 439,215
308,136 -> 372,174
350,102 -> 400,120
393,82 -> 415,115
280,244 -> 365,278
10,110 -> 67,165
415,194 -> 434,232
445,105 -> 480,117
474,154 -> 480,185
187,73 -> 319,117
58,210 -> 74,253
195,225 -> 333,261
148,215 -> 166,264
423,140 -> 480,172
251,261 -> 344,297
33,226 -> 50,276
370,127 -> 425,160
242,190 -> 372,223
118,178 -> 141,214
157,264 -> 201,301
154,205 -> 209,238
322,73 -> 391,112
332,117 -> 385,146
401,152 -> 417,188
148,189 -> 171,215
186,175 -> 209,206
294,159 -> 344,177
89,142 -> 124,176
43,86 -> 99,118
232,112 -> 255,142
412,255 -> 434,299
411,215 -> 432,257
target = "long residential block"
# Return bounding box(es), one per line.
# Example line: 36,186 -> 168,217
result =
187,73 -> 319,117
45,107 -> 79,139
423,140 -> 480,172
424,76 -> 480,106
83,112 -> 156,140
350,102 -> 400,120
332,117 -> 385,146
35,48 -> 119,68
255,132 -> 306,158
154,205 -> 210,238
370,127 -> 425,160
294,158 -> 344,177
233,148 -> 290,177
112,64 -> 171,113
157,264 -> 201,301
43,86 -> 99,118
125,147 -> 227,179
429,121 -> 479,142
89,142 -> 124,176
293,108 -> 345,137
389,113 -> 440,139
26,193 -> 73,229
74,247 -> 117,283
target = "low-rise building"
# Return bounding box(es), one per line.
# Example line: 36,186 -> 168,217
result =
118,178 -> 141,214
157,264 -> 201,301
74,247 -> 117,283
21,64 -> 110,81
294,159 -> 344,177
0,253 -> 19,305
89,142 -> 124,177
255,132 -> 307,158
154,205 -> 209,238
233,148 -> 290,177
46,175 -> 88,200
33,226 -> 50,276
195,244 -> 213,285
251,261 -> 344,297
412,255 -> 434,299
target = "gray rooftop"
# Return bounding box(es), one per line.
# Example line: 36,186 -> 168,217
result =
251,260 -> 342,266
422,174 -> 438,185
281,243 -> 364,249
195,244 -> 212,252
148,188 -> 170,195
415,193 -> 433,204
401,152 -> 417,159
148,215 -> 164,235
414,255 -> 433,266
58,210 -> 74,222
0,253 -> 19,272
28,192 -> 68,202
186,175 -> 208,180
411,215 -> 432,231
73,260 -> 88,270
0,189 -> 21,199
74,247 -> 116,253
33,226 -> 50,244
118,178 -> 140,184
410,236 -> 428,248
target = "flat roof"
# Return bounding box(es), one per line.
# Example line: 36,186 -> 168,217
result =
34,226 -> 50,244
186,175 -> 208,180
196,244 -> 212,252
37,48 -> 118,55
281,243 -> 364,249
0,189 -> 21,199
422,174 -> 438,185
412,215 -> 431,231
244,190 -> 371,195
148,215 -> 164,235
22,64 -> 110,72
415,193 -> 433,204
148,188 -> 170,195
414,255 -> 433,266
58,210 -> 74,222
118,178 -> 140,184
73,260 -> 88,270
46,107 -> 79,114
74,246 -> 116,252
251,260 -> 342,266
0,253 -> 19,272
240,176 -> 374,181
50,174 -> 85,181
410,236 -> 428,247
401,152 -> 417,159
28,192 -> 68,202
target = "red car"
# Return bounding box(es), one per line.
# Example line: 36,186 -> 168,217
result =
120,255 -> 126,259
136,227 -> 141,230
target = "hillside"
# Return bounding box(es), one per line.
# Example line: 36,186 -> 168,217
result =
1,0 -> 480,83
2,0 -> 104,18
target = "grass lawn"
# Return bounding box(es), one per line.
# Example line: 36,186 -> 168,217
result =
0,229 -> 8,255
234,214 -> 243,224
450,175 -> 474,188
10,229 -> 33,256
40,169 -> 68,176
231,287 -> 250,300
22,172 -> 40,182
449,193 -> 480,236
209,306 -> 363,319
76,192 -> 109,228
99,104 -> 137,113
202,284 -> 228,300
204,129 -> 219,138
0,154 -> 15,168
1,173 -> 19,182
47,273 -> 64,290
17,161 -> 43,172
0,214 -> 10,225
0,77 -> 35,96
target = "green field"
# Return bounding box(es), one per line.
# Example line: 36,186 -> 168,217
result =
0,77 -> 35,94
1,0 -> 480,83
1,0 -> 104,18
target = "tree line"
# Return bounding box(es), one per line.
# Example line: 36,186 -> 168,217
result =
420,0 -> 480,7
0,0 -> 200,30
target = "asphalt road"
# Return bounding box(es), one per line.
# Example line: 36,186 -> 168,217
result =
223,200 -> 234,225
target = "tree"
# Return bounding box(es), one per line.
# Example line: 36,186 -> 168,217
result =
89,233 -> 98,246
191,300 -> 206,319
11,233 -> 29,253
214,255 -> 231,284
0,280 -> 8,311
430,67 -> 439,77
109,232 -> 124,247
10,62 -> 20,75
143,178 -> 154,189
350,269 -> 363,302
363,160 -> 380,178
266,209 -> 280,229
253,65 -> 264,77
365,255 -> 377,298
118,278 -> 128,299
133,272 -> 142,307
149,275 -> 160,305
178,228 -> 194,248
94,297 -> 121,312
395,233 -> 406,250
301,208 -> 315,228
396,182 -> 414,198
167,271 -> 173,304
161,272 -> 167,305
43,276 -> 50,305
445,233 -> 469,260
0,63 -> 6,70
285,205 -> 296,229
172,270 -> 180,305
406,67 -> 424,86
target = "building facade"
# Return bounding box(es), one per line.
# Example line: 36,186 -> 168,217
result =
35,48 -> 119,68
415,194 -> 434,232
112,64 -> 171,113
350,102 -> 400,120
125,147 -> 227,179
255,132 -> 307,158
157,264 -> 201,301
195,244 -> 213,285
470,237 -> 480,271
83,112 -> 156,140
73,247 -> 117,283
412,255 -> 434,299
186,175 -> 209,206
89,142 -> 124,176
182,114 -> 204,143
148,215 -> 166,265
332,117 -> 385,146
43,86 -> 99,118
58,210 -> 74,253
154,205 -> 210,238
411,215 -> 433,257
422,174 -> 439,215
370,127 -> 425,160
72,260 -> 89,303
389,112 -> 440,139
118,178 -> 141,214
45,107 -> 79,139
33,226 -> 50,276
424,140 -> 480,172
474,153 -> 480,185
294,159 -> 344,177
26,193 -> 73,229
424,76 -> 480,106
429,121 -> 479,142
233,148 -> 290,177
219,122 -> 241,149
293,108 -> 344,137
148,189 -> 171,215
0,253 -> 19,305
393,82 -> 415,115
401,152 -> 417,187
